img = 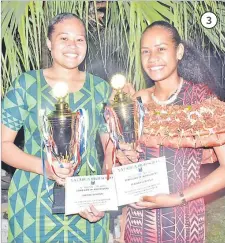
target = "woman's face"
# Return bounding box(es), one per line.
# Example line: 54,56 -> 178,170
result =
47,18 -> 87,70
141,26 -> 183,82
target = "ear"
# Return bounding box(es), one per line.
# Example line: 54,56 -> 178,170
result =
176,43 -> 184,60
46,38 -> 51,51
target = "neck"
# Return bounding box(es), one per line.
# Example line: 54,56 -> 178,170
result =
51,64 -> 82,82
154,76 -> 182,101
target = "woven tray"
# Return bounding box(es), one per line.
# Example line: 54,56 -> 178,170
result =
139,97 -> 225,162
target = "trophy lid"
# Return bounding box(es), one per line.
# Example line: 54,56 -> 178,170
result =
49,82 -> 72,118
110,74 -> 132,105
52,82 -> 69,99
111,74 -> 126,90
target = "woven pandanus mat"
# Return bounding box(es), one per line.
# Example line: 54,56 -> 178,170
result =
140,97 -> 225,151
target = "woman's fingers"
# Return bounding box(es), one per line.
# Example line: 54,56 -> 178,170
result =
116,155 -> 138,164
55,177 -> 66,186
116,143 -> 140,164
122,83 -> 136,97
89,205 -> 105,217
109,82 -> 136,103
79,207 -> 104,223
53,161 -> 73,172
135,201 -> 156,208
136,144 -> 143,153
116,150 -> 137,164
46,160 -> 75,181
118,143 -> 133,151
129,203 -> 147,210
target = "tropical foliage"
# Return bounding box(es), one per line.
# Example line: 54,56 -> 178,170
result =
1,1 -> 225,96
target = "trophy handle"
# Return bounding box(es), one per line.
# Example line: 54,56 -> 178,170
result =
136,97 -> 145,140
72,109 -> 88,172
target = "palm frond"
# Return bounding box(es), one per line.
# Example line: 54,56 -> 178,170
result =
1,0 -> 224,97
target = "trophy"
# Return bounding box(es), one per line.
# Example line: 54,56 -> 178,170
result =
104,74 -> 144,243
105,74 -> 145,150
40,82 -> 86,214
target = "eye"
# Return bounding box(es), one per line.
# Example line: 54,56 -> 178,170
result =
159,47 -> 166,51
61,37 -> 68,41
77,38 -> 85,42
141,50 -> 149,54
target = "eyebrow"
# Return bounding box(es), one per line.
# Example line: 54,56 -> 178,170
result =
57,32 -> 85,37
155,43 -> 168,47
141,43 -> 168,48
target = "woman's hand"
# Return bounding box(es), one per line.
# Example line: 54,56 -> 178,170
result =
109,82 -> 136,103
122,83 -> 136,98
130,193 -> 181,210
116,143 -> 141,165
79,205 -> 105,222
46,160 -> 74,185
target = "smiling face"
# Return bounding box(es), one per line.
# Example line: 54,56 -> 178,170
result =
141,26 -> 184,82
47,17 -> 87,70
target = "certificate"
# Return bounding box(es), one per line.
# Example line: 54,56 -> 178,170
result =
112,156 -> 169,206
65,175 -> 118,215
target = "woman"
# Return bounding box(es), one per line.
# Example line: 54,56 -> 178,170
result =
116,21 -> 225,243
1,13 -> 112,243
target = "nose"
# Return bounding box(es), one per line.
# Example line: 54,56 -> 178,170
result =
147,52 -> 159,63
67,40 -> 77,48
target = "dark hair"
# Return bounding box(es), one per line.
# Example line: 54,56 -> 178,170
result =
47,12 -> 86,39
143,20 -> 181,47
142,21 -> 219,96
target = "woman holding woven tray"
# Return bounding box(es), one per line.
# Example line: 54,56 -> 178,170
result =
116,21 -> 225,243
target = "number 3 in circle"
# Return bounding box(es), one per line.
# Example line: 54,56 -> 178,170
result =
201,12 -> 217,29
206,16 -> 212,25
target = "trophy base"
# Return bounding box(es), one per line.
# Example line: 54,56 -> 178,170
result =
52,184 -> 65,214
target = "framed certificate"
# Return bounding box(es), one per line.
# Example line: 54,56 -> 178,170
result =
65,175 -> 118,215
112,156 -> 170,206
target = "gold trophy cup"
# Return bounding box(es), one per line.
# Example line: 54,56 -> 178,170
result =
108,74 -> 137,148
42,82 -> 80,214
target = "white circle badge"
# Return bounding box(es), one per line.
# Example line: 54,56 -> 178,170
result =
201,12 -> 217,29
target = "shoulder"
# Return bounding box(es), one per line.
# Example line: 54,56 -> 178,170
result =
134,87 -> 154,104
184,80 -> 215,101
185,80 -> 211,91
88,73 -> 111,90
10,70 -> 40,90
88,73 -> 112,101
17,70 -> 39,79
87,73 -> 109,86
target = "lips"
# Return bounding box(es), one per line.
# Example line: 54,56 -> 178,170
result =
148,65 -> 164,71
63,53 -> 78,58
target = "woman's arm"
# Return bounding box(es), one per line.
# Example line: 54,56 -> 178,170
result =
100,133 -> 114,175
135,144 -> 225,209
1,124 -> 43,174
1,124 -> 74,182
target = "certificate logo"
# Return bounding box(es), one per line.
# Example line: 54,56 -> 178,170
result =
138,166 -> 143,173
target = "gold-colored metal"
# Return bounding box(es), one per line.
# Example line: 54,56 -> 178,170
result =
112,90 -> 132,104
52,97 -> 71,117
47,95 -> 77,214
111,86 -> 136,148
48,95 -> 76,163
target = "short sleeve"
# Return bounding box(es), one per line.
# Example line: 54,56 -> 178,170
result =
1,74 -> 28,131
97,80 -> 112,134
193,83 -> 216,103
195,84 -> 219,165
